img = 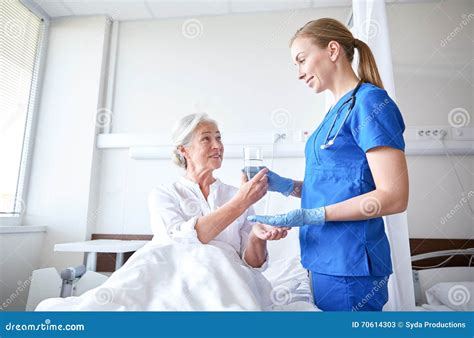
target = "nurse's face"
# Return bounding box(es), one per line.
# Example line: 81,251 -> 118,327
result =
291,37 -> 335,93
182,122 -> 224,172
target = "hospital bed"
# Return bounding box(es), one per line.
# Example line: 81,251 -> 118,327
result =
29,234 -> 474,312
410,239 -> 473,312
27,230 -> 316,311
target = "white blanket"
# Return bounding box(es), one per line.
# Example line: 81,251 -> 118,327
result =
36,242 -> 315,311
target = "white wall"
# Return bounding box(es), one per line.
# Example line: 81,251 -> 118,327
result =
20,1 -> 473,274
0,229 -> 45,311
24,16 -> 109,271
110,10 -> 334,134
387,0 -> 473,238
97,1 -> 473,239
95,7 -> 349,236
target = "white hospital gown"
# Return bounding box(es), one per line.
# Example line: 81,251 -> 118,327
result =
148,176 -> 267,270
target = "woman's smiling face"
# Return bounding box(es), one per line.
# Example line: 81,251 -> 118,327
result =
181,122 -> 224,172
291,36 -> 334,93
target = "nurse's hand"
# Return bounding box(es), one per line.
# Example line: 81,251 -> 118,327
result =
252,223 -> 290,241
247,207 -> 325,227
266,170 -> 294,197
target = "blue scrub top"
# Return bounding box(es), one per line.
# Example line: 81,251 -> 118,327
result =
300,82 -> 405,277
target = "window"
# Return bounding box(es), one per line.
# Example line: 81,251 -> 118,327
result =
0,0 -> 44,222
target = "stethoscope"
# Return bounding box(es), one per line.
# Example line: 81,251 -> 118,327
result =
319,81 -> 363,150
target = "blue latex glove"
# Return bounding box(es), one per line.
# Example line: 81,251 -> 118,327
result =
266,170 -> 294,197
247,207 -> 325,227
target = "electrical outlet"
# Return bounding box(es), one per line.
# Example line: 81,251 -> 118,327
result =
295,130 -> 312,142
416,128 -> 448,140
273,132 -> 287,143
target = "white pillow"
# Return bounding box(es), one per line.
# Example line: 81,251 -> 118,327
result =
262,256 -> 315,308
425,282 -> 474,311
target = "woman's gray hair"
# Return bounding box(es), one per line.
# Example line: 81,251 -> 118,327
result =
171,113 -> 218,169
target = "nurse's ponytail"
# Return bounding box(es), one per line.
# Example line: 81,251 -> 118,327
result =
291,18 -> 384,89
353,38 -> 384,89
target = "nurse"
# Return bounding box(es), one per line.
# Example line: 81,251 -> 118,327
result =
248,18 -> 409,311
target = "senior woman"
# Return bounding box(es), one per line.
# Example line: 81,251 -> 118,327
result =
35,114 -> 293,311
148,113 -> 289,269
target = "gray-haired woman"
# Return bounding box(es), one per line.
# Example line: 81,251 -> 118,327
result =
149,113 -> 290,269
35,113 -> 293,311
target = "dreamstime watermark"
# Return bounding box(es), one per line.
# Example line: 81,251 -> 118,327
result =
182,18 -> 203,39
181,198 -> 201,217
92,265 -> 144,306
352,276 -> 389,311
94,108 -> 113,129
440,190 -> 474,225
270,285 -> 292,305
93,287 -> 114,305
353,98 -> 390,135
109,7 -> 121,20
448,107 -> 470,128
4,319 -> 85,332
448,284 -> 471,307
271,108 -> 292,128
359,196 -> 382,217
3,19 -> 26,39
440,13 -> 474,48
0,277 -> 32,310
357,19 -> 380,39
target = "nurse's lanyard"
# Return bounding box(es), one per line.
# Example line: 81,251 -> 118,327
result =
319,81 -> 363,150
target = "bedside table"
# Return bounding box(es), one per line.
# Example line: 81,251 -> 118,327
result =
54,239 -> 149,271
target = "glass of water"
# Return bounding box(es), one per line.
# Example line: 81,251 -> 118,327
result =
243,146 -> 264,180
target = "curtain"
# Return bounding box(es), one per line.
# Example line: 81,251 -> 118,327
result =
352,0 -> 416,311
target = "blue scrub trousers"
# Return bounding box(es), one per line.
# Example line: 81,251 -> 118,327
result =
311,272 -> 389,311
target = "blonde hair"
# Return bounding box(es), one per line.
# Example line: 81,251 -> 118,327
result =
291,18 -> 384,89
171,113 -> 218,169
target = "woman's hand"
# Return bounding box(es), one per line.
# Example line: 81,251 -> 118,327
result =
234,168 -> 269,208
244,221 -> 290,268
251,223 -> 290,241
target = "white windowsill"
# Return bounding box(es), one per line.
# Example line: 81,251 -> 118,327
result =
0,225 -> 47,234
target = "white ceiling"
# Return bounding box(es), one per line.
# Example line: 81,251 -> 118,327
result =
27,0 -> 353,21
25,0 -> 438,21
